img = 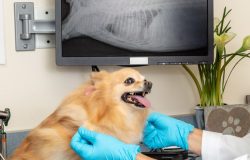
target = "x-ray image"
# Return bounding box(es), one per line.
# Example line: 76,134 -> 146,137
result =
62,0 -> 207,53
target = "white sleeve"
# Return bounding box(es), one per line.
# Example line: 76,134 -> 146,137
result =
201,130 -> 250,160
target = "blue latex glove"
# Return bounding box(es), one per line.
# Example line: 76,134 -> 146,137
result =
143,112 -> 194,150
70,127 -> 140,160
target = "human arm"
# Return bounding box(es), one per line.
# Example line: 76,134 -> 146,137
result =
187,128 -> 203,155
202,131 -> 250,160
143,112 -> 250,160
188,130 -> 250,160
176,127 -> 250,159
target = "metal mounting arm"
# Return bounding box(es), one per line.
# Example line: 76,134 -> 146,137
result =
14,2 -> 55,51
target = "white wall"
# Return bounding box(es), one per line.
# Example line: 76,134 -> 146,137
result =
1,0 -> 250,132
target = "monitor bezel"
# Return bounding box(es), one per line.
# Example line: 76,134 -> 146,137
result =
55,0 -> 214,66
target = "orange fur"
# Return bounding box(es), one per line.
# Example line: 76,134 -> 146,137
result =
9,68 -> 151,160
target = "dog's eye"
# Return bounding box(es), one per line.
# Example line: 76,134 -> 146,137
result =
124,77 -> 135,85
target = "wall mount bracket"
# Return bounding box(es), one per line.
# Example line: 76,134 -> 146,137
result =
14,2 -> 55,51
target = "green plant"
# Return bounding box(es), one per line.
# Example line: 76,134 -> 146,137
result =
182,7 -> 250,107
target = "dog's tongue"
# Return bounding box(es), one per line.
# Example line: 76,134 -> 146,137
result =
131,95 -> 151,108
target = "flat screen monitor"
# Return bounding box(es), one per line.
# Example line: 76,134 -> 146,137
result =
56,0 -> 213,66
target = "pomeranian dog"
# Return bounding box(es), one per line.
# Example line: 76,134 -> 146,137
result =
9,68 -> 152,160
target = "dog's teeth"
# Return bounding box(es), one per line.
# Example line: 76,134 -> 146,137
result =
143,92 -> 145,96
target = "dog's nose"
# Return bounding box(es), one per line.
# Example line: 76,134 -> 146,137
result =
144,80 -> 152,92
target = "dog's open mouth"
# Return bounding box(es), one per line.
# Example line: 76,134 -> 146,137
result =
121,91 -> 151,108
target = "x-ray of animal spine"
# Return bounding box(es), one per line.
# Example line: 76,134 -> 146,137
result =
62,0 -> 207,52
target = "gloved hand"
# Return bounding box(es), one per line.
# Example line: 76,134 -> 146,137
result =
70,127 -> 140,160
143,112 -> 194,150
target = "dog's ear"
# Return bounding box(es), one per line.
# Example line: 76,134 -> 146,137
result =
84,86 -> 96,96
91,70 -> 108,84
